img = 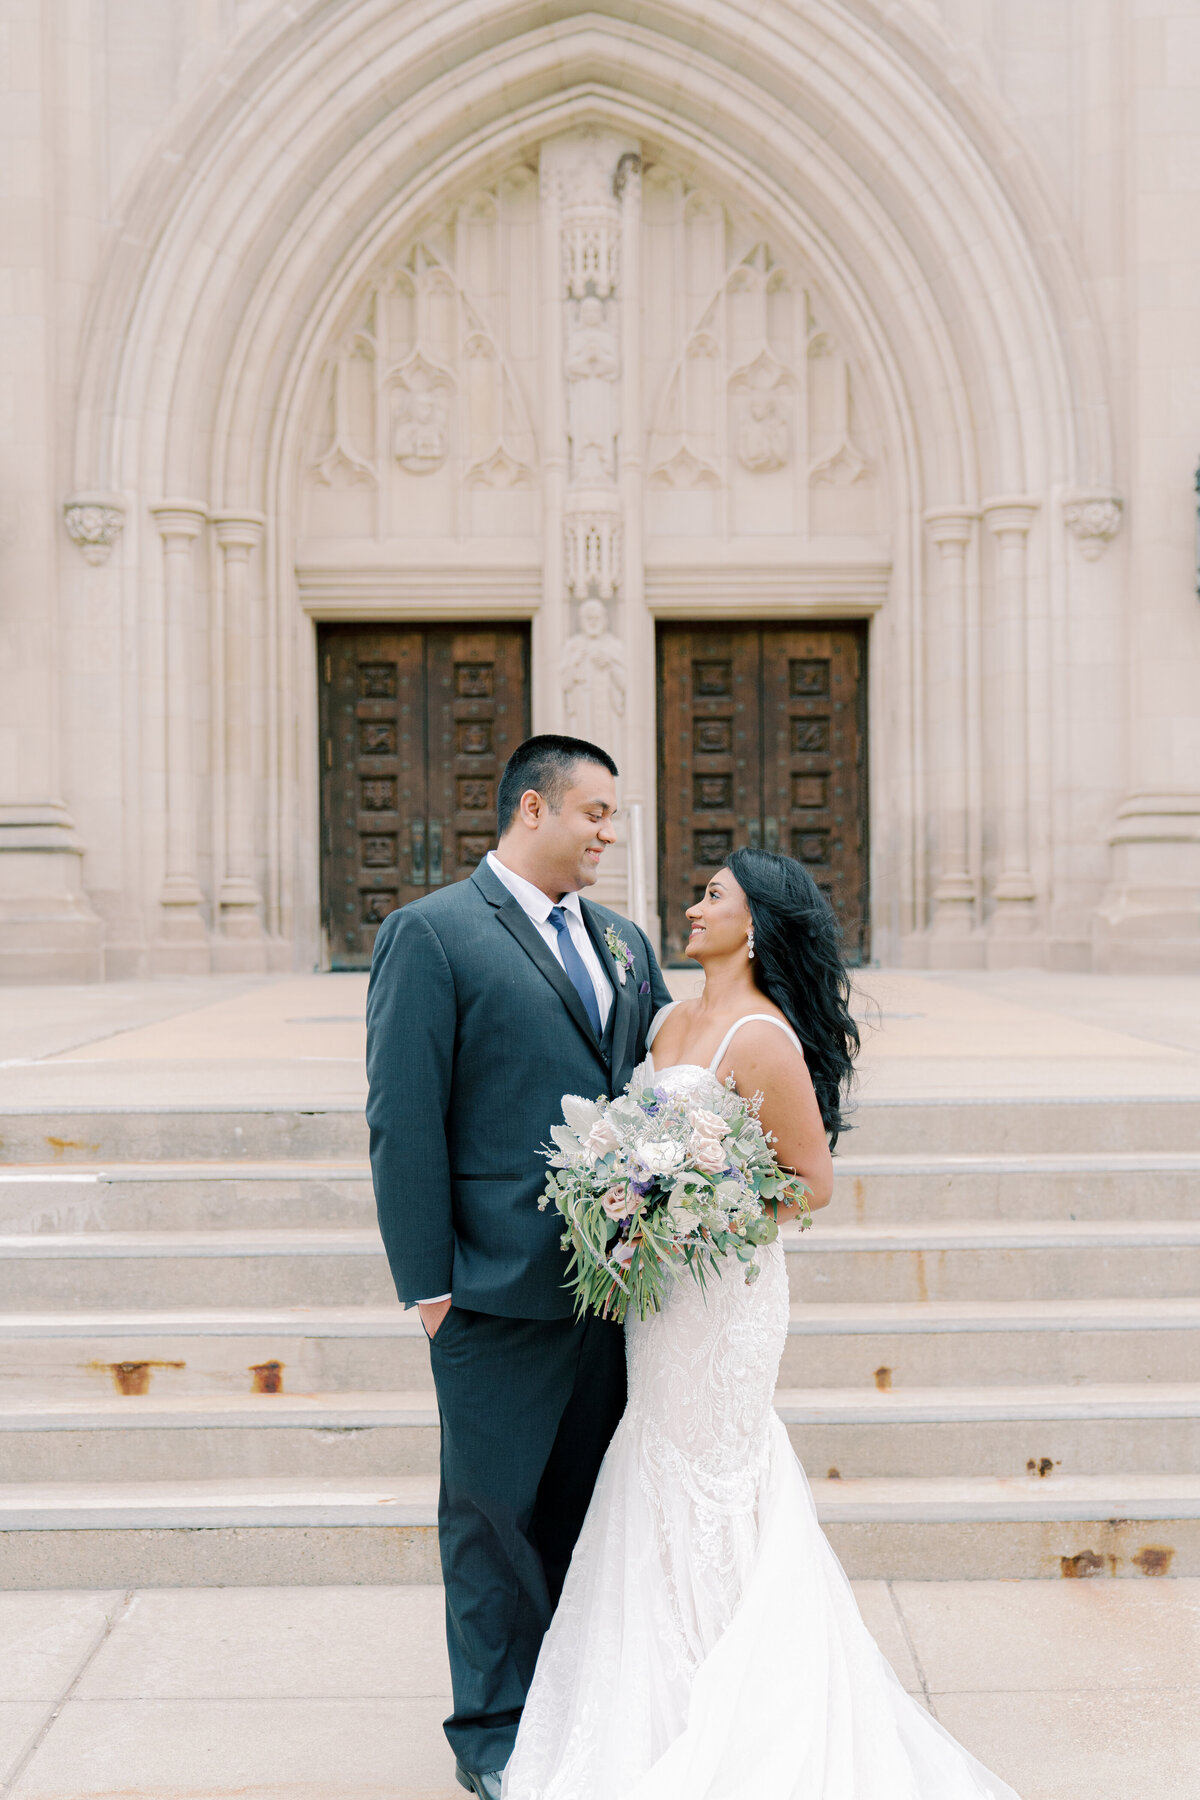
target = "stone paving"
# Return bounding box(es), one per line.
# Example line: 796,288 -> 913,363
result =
1,1581 -> 1198,1799
1,969 -> 1198,1793
3,967 -> 1200,1106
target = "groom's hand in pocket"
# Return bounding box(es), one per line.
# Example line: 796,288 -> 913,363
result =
419,1297 -> 452,1340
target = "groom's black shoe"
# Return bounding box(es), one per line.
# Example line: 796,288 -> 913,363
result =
455,1766 -> 504,1800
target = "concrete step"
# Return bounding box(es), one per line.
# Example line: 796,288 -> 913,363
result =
3,1297 -> 1198,1395
846,1097 -> 1200,1156
0,1305 -> 416,1397
791,1218 -> 1200,1301
4,1218 -> 1198,1309
0,1230 -> 396,1309
0,1108 -> 369,1165
0,1164 -> 376,1232
3,1150 -> 1197,1234
780,1297 -> 1200,1387
829,1152 -> 1200,1222
4,1096 -> 1199,1166
0,1470 -> 1196,1585
0,1385 -> 1195,1483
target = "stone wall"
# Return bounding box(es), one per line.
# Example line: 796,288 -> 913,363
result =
1,0 -> 1197,976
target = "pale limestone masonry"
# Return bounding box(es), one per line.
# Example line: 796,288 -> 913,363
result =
2,0 -> 1199,978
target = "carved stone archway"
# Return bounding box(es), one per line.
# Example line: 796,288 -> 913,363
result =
67,0 -> 1120,971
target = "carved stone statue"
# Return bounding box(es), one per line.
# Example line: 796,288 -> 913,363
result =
736,393 -> 790,472
393,387 -> 449,472
561,598 -> 626,752
565,296 -> 619,486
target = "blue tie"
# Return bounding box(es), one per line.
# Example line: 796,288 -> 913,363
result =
548,905 -> 603,1038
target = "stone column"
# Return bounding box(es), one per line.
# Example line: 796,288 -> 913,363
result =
212,512 -> 267,968
925,507 -> 979,953
984,498 -> 1039,946
151,501 -> 209,971
617,150 -> 655,933
0,17 -> 103,982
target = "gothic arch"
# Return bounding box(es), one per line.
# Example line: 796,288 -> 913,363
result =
69,0 -> 1118,963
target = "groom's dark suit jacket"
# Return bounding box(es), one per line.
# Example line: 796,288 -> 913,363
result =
366,858 -> 673,1319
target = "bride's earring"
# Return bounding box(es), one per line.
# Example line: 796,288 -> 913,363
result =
746,927 -> 755,961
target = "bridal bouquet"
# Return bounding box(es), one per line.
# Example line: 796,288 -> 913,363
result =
538,1070 -> 812,1323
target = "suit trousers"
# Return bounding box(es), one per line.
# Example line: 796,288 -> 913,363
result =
428,1304 -> 627,1772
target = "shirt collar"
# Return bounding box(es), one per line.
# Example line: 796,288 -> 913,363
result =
487,851 -> 585,925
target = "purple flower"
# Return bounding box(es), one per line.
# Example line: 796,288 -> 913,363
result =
639,980 -> 650,995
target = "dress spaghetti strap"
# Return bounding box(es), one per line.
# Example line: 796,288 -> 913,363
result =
646,1000 -> 681,1048
708,1013 -> 803,1073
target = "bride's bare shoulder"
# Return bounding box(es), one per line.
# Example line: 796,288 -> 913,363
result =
649,997 -> 697,1051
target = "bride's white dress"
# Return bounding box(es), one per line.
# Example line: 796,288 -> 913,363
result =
503,1009 -> 1020,1800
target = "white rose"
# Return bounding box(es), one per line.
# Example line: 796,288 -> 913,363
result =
688,1106 -> 731,1141
635,1139 -> 686,1177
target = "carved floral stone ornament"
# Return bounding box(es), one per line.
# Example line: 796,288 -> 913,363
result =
64,493 -> 126,565
1063,493 -> 1123,560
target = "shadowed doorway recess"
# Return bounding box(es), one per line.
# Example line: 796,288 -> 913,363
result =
318,623 -> 529,969
657,623 -> 868,966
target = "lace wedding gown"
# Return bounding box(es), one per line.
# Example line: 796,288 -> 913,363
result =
503,1009 -> 1020,1800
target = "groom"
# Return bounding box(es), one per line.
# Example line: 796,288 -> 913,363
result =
366,734 -> 672,1798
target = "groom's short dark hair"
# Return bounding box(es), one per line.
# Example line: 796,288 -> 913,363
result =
497,735 -> 619,835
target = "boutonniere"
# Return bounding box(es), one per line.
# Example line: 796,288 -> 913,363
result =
604,924 -> 635,986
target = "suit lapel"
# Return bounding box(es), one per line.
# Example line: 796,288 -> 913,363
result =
582,901 -> 634,1075
471,863 -> 604,1057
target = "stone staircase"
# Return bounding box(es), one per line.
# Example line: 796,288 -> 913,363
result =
0,1097 -> 1198,1586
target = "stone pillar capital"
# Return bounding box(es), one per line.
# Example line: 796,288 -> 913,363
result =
151,500 -> 207,541
923,506 -> 977,547
982,496 -> 1039,537
212,511 -> 266,553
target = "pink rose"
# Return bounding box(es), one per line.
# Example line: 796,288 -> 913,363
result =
688,1106 -> 730,1141
690,1135 -> 728,1174
600,1183 -> 633,1221
585,1117 -> 621,1159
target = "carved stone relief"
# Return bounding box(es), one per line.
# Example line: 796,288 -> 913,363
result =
302,150 -> 878,551
566,295 -> 620,485
546,130 -> 633,608
643,182 -> 877,537
391,361 -> 452,473
64,494 -> 127,564
304,189 -> 538,537
1063,494 -> 1123,560
807,334 -> 868,485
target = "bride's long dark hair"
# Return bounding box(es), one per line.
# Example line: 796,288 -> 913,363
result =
726,847 -> 859,1147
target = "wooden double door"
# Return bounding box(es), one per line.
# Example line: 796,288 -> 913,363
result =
318,623 -> 529,969
657,622 -> 868,964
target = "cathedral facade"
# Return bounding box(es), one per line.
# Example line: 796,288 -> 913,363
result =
4,0 -> 1199,977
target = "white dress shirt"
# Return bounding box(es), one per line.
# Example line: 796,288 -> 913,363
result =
418,853 -> 616,1307
484,851 -> 614,1030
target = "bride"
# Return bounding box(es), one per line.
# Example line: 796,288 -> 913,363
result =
503,848 -> 1020,1800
